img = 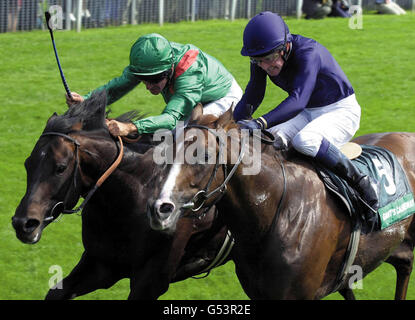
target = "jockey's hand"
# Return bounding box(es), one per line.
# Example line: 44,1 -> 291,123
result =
66,92 -> 84,107
106,119 -> 138,137
237,119 -> 263,133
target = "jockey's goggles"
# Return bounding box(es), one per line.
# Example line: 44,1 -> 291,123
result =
136,69 -> 172,84
250,46 -> 284,65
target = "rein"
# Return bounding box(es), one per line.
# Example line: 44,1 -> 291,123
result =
42,131 -> 124,222
181,124 -> 248,215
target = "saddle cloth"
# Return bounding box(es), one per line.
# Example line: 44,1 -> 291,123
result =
315,145 -> 415,231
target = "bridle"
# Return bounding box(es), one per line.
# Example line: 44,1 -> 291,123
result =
180,124 -> 249,217
179,123 -> 287,240
181,125 -> 276,215
41,131 -> 124,223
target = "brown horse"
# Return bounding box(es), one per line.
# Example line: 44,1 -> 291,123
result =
12,91 -> 232,299
148,104 -> 415,299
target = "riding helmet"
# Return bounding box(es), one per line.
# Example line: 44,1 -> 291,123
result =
129,33 -> 174,76
241,11 -> 292,57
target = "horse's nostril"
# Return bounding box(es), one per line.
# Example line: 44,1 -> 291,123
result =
24,219 -> 40,233
159,202 -> 175,215
11,216 -> 40,234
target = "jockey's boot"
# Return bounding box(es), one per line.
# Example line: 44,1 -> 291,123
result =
315,138 -> 379,215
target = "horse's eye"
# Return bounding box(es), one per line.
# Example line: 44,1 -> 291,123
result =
56,164 -> 67,175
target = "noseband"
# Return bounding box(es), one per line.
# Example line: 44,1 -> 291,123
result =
181,124 -> 248,215
41,131 -> 124,223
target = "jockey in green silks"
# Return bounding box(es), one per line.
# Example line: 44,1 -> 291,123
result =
67,33 -> 242,136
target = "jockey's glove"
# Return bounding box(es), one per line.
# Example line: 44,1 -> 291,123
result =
237,118 -> 266,132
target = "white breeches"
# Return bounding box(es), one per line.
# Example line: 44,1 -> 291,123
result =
203,79 -> 243,117
267,94 -> 361,157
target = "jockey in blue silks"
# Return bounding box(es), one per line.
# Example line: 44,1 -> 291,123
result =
234,11 -> 379,211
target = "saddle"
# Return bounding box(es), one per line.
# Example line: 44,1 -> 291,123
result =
313,143 -> 415,292
315,143 -> 415,233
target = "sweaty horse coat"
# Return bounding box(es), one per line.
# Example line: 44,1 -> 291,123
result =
149,105 -> 415,299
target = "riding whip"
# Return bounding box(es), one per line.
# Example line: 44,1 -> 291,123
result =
45,11 -> 73,100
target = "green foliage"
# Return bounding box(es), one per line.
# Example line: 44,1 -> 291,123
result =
1,13 -> 414,300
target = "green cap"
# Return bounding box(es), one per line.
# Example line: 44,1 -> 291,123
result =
129,33 -> 173,76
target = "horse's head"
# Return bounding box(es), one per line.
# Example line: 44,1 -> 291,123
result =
12,91 -> 112,244
148,104 -> 247,233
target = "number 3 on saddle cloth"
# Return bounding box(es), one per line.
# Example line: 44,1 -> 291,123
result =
315,144 -> 415,232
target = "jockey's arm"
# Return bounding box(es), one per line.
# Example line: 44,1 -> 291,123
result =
260,50 -> 320,128
132,72 -> 204,134
132,93 -> 201,134
82,66 -> 140,106
233,62 -> 267,121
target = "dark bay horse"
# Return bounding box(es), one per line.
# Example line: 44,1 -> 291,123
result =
148,104 -> 415,299
12,91 -> 231,299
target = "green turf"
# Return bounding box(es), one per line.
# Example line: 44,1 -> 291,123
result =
1,13 -> 415,300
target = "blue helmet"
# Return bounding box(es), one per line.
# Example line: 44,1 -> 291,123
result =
241,11 -> 292,57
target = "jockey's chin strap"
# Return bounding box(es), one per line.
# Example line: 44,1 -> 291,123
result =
41,131 -> 124,223
181,125 -> 248,217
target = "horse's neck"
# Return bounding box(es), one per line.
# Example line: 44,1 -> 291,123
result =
223,147 -> 313,245
219,148 -> 281,242
77,133 -> 154,190
79,131 -> 147,167
77,134 -> 117,180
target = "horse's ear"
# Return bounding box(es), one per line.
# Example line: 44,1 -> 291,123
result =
216,103 -> 234,129
46,112 -> 58,124
188,103 -> 203,124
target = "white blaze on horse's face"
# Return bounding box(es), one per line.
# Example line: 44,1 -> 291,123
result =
151,133 -> 186,231
158,125 -> 186,204
159,162 -> 182,201
152,124 -> 220,231
159,125 -> 212,201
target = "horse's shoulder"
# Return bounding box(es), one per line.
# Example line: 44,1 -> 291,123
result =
278,149 -> 315,171
262,148 -> 321,185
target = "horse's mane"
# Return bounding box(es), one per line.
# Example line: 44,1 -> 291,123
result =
43,90 -> 146,134
197,109 -> 285,162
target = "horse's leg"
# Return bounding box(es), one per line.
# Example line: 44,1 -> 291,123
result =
128,249 -> 172,300
338,288 -> 356,300
45,252 -> 120,300
129,219 -> 195,300
386,240 -> 414,300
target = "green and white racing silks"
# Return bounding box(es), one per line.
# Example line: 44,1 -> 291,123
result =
83,41 -> 234,134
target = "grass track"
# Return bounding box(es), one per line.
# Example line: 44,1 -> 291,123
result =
1,13 -> 415,300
